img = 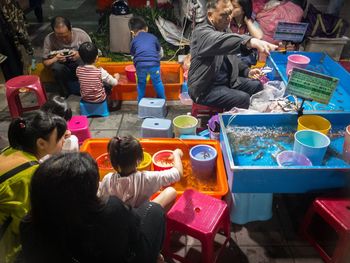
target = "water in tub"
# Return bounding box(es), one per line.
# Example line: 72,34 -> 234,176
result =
226,125 -> 348,167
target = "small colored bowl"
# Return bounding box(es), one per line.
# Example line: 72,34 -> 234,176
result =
152,150 -> 174,171
96,151 -> 152,177
138,152 -> 152,171
276,150 -> 312,167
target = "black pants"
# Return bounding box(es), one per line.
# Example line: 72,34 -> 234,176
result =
0,30 -> 23,81
50,61 -> 81,97
135,202 -> 165,263
197,77 -> 263,111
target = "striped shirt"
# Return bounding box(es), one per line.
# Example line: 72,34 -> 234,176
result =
76,65 -> 118,103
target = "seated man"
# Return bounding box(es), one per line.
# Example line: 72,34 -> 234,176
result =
42,16 -> 91,97
188,0 -> 277,111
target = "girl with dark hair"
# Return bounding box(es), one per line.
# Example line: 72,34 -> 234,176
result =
41,96 -> 79,153
20,152 -> 166,263
230,0 -> 263,39
0,110 -> 66,263
98,135 -> 183,210
230,0 -> 264,66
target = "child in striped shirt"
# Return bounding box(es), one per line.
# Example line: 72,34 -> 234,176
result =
76,42 -> 121,110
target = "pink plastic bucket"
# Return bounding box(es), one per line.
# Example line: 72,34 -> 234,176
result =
286,54 -> 310,76
125,65 -> 136,82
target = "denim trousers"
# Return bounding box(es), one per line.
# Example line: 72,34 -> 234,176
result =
136,65 -> 165,102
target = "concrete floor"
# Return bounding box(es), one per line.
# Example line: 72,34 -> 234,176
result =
1,0 -> 347,262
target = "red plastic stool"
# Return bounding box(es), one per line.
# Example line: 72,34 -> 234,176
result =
67,116 -> 91,145
163,189 -> 230,263
5,75 -> 47,118
300,198 -> 350,263
191,103 -> 223,118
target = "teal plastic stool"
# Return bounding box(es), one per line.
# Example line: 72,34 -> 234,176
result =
80,100 -> 109,117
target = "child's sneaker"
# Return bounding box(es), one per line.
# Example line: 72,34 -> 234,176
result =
108,100 -> 122,111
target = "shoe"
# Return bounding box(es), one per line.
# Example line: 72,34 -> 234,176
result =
108,100 -> 122,111
0,54 -> 7,64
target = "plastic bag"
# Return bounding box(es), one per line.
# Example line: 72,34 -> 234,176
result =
249,81 -> 286,112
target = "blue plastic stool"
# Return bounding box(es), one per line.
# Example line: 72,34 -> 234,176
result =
141,118 -> 172,138
80,100 -> 109,117
138,98 -> 166,118
230,193 -> 273,224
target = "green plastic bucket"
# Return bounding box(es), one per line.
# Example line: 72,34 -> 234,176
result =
173,115 -> 198,137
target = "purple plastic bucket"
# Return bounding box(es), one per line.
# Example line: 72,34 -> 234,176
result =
276,150 -> 312,167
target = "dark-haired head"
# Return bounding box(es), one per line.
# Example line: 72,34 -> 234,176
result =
50,16 -> 72,31
207,0 -> 231,10
78,42 -> 98,65
232,0 -> 252,19
30,152 -> 101,229
41,96 -> 72,121
128,16 -> 147,34
108,135 -> 143,176
8,111 -> 67,159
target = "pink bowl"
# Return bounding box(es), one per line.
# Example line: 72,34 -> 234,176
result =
286,54 -> 310,76
125,65 -> 136,82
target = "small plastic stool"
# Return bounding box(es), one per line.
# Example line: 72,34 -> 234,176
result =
80,100 -> 109,117
67,116 -> 91,145
5,75 -> 47,118
164,189 -> 230,263
138,98 -> 166,118
191,103 -> 223,118
300,198 -> 350,263
141,118 -> 172,138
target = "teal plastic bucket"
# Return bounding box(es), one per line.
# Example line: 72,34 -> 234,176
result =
173,115 -> 198,137
293,130 -> 330,166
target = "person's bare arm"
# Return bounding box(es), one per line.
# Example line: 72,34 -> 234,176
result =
245,17 -> 263,39
172,149 -> 183,177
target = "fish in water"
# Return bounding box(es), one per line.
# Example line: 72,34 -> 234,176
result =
253,151 -> 264,161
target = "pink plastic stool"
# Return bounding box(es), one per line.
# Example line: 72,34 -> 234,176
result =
5,75 -> 47,118
164,189 -> 230,263
67,116 -> 91,145
300,198 -> 350,263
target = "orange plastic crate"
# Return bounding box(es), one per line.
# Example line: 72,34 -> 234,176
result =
80,138 -> 228,199
96,61 -> 183,101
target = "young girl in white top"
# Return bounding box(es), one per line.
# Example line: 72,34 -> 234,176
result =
98,135 -> 183,210
41,96 -> 79,153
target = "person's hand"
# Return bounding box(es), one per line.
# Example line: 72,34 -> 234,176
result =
56,53 -> 66,63
113,73 -> 120,80
248,68 -> 262,79
244,16 -> 252,25
69,50 -> 79,61
173,149 -> 183,158
248,38 -> 278,56
64,130 -> 72,139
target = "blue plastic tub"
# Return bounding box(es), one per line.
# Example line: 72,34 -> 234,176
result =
266,51 -> 350,111
219,112 -> 350,193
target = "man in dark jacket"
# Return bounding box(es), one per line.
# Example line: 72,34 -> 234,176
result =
188,0 -> 277,110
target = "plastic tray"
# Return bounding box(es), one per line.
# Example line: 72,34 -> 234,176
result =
266,51 -> 350,111
219,112 -> 350,193
95,61 -> 183,101
80,138 -> 228,199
